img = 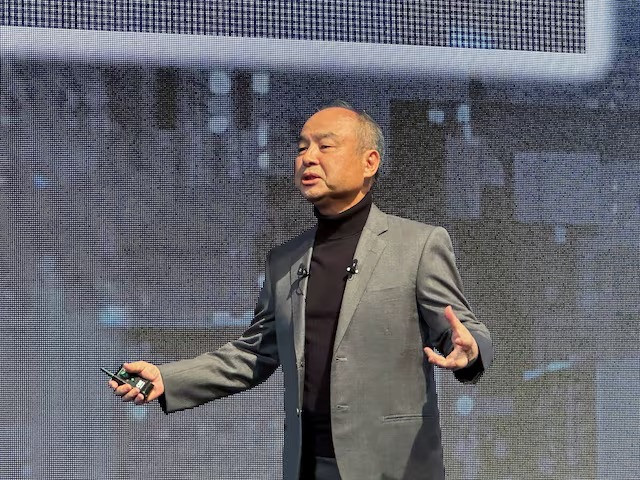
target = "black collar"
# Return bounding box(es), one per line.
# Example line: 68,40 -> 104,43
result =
314,192 -> 373,241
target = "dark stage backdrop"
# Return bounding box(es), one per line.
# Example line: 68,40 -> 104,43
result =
0,2 -> 638,479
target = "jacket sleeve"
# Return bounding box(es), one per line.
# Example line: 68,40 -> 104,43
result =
158,252 -> 280,413
416,226 -> 493,384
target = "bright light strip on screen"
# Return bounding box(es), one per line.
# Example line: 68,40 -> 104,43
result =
0,0 -> 613,81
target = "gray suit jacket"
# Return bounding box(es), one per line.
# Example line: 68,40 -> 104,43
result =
158,205 -> 492,480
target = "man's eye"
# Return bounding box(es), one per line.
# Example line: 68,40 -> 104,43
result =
297,146 -> 307,153
320,145 -> 332,150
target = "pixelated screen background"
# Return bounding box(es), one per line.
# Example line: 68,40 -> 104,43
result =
0,1 -> 638,479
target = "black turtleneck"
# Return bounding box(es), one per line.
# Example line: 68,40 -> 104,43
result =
301,192 -> 373,463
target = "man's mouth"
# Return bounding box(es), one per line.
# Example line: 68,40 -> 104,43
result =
301,173 -> 321,185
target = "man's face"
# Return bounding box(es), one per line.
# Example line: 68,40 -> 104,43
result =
294,107 -> 378,214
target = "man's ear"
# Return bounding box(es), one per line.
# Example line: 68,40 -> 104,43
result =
363,149 -> 380,180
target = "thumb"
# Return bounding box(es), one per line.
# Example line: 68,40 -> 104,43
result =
123,361 -> 156,380
444,305 -> 463,329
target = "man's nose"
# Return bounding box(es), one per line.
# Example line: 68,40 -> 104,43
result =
300,146 -> 319,165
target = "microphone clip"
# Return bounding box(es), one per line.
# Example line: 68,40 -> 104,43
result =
346,259 -> 359,279
297,265 -> 309,278
295,264 -> 309,295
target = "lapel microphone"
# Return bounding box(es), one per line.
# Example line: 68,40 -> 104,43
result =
297,264 -> 309,278
295,264 -> 309,295
346,259 -> 359,279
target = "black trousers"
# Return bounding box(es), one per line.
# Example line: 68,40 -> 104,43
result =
300,456 -> 342,480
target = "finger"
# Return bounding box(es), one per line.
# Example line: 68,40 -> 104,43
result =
455,335 -> 479,363
113,383 -> 132,397
424,347 -> 456,369
121,387 -> 140,402
133,393 -> 146,405
453,335 -> 474,349
124,361 -> 159,382
122,361 -> 149,374
423,346 -> 441,362
425,345 -> 472,369
444,306 -> 463,329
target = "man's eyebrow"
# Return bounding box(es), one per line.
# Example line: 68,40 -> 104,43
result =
297,132 -> 339,144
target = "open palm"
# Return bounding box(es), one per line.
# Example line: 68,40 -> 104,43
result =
423,305 -> 479,370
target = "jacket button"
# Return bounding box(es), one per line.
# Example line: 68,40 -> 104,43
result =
296,408 -> 301,416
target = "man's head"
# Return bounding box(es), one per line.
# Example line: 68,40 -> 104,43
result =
295,102 -> 383,215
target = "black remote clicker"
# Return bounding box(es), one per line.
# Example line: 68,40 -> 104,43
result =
101,365 -> 154,399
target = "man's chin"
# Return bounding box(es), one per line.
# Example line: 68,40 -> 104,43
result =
299,188 -> 326,203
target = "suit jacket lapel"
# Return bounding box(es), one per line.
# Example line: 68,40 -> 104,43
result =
333,205 -> 388,354
288,228 -> 315,369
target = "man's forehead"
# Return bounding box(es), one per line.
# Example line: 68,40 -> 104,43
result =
305,107 -> 359,125
300,107 -> 360,137
298,131 -> 340,143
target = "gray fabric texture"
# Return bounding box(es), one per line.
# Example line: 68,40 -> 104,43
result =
158,204 -> 492,480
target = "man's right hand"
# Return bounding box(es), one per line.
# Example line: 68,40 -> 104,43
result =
108,361 -> 165,405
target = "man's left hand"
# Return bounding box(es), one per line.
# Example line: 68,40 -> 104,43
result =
423,305 -> 479,370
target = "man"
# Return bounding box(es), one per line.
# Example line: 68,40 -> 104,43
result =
109,103 -> 493,480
